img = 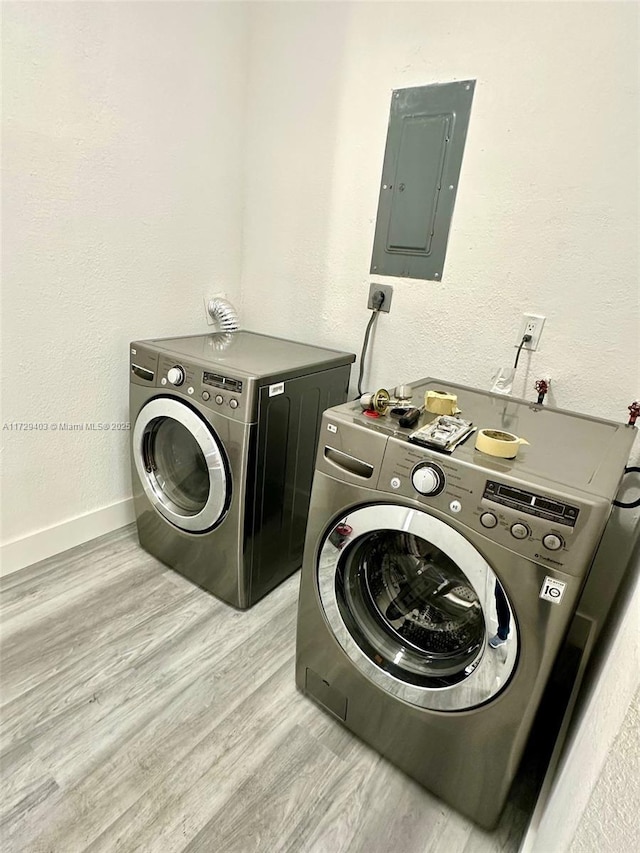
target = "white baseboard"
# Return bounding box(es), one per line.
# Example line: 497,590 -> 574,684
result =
0,498 -> 136,577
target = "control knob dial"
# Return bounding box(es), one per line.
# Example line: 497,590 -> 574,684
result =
510,522 -> 530,540
543,533 -> 564,551
167,365 -> 185,386
411,462 -> 446,496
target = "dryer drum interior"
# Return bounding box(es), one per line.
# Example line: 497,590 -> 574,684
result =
337,531 -> 487,685
143,416 -> 211,514
133,396 -> 230,533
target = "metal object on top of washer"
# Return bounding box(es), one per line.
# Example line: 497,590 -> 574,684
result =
360,385 -> 414,417
360,388 -> 392,415
409,415 -> 475,453
394,384 -> 413,404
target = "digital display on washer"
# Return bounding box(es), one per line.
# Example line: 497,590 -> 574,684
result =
483,480 -> 579,527
202,372 -> 243,393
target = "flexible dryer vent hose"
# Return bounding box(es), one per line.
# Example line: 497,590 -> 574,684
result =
207,297 -> 239,333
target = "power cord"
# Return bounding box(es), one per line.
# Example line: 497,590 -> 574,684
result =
513,333 -> 532,370
613,467 -> 640,509
356,290 -> 385,397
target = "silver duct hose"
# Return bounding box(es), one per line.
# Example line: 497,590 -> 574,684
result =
207,297 -> 239,333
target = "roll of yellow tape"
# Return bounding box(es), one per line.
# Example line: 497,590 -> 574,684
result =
425,390 -> 460,416
475,429 -> 530,459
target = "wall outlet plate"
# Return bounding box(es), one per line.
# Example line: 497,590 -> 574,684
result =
516,314 -> 545,351
367,283 -> 393,313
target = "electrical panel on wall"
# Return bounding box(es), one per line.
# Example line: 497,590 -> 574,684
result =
370,80 -> 475,281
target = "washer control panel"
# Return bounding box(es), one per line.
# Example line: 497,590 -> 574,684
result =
376,436 -> 607,576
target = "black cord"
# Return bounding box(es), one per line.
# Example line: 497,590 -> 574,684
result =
356,309 -> 379,397
613,466 -> 640,509
513,334 -> 532,370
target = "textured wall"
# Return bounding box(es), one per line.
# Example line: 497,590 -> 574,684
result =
1,2 -> 248,544
241,1 -> 639,428
570,687 -> 640,852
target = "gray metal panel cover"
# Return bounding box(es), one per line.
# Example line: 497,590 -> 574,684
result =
370,80 -> 475,281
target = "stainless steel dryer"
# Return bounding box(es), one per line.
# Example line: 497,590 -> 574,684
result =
130,331 -> 354,608
295,378 -> 636,827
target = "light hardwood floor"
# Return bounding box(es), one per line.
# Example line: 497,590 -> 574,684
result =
1,526 -> 537,852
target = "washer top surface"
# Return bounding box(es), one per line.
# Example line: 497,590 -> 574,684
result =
331,377 -> 636,499
143,330 -> 354,381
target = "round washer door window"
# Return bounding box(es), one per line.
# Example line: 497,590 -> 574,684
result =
317,504 -> 518,711
133,397 -> 229,532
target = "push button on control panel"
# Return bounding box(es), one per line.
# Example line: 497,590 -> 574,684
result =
202,391 -> 211,401
229,398 -> 239,409
215,395 -> 224,405
543,533 -> 564,551
480,512 -> 498,529
510,522 -> 530,540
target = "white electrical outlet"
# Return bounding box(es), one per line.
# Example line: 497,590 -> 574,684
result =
516,314 -> 545,351
203,293 -> 227,326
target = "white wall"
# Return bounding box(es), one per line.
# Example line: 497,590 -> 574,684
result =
1,1 -> 248,569
241,1 -> 639,424
570,687 -> 640,852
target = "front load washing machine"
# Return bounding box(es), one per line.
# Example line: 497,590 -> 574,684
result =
130,331 -> 354,608
295,378 -> 635,827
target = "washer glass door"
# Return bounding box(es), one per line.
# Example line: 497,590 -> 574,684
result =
318,504 -> 518,711
133,397 -> 229,532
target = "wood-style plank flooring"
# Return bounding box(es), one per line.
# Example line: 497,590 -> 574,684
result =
1,525 -> 537,852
